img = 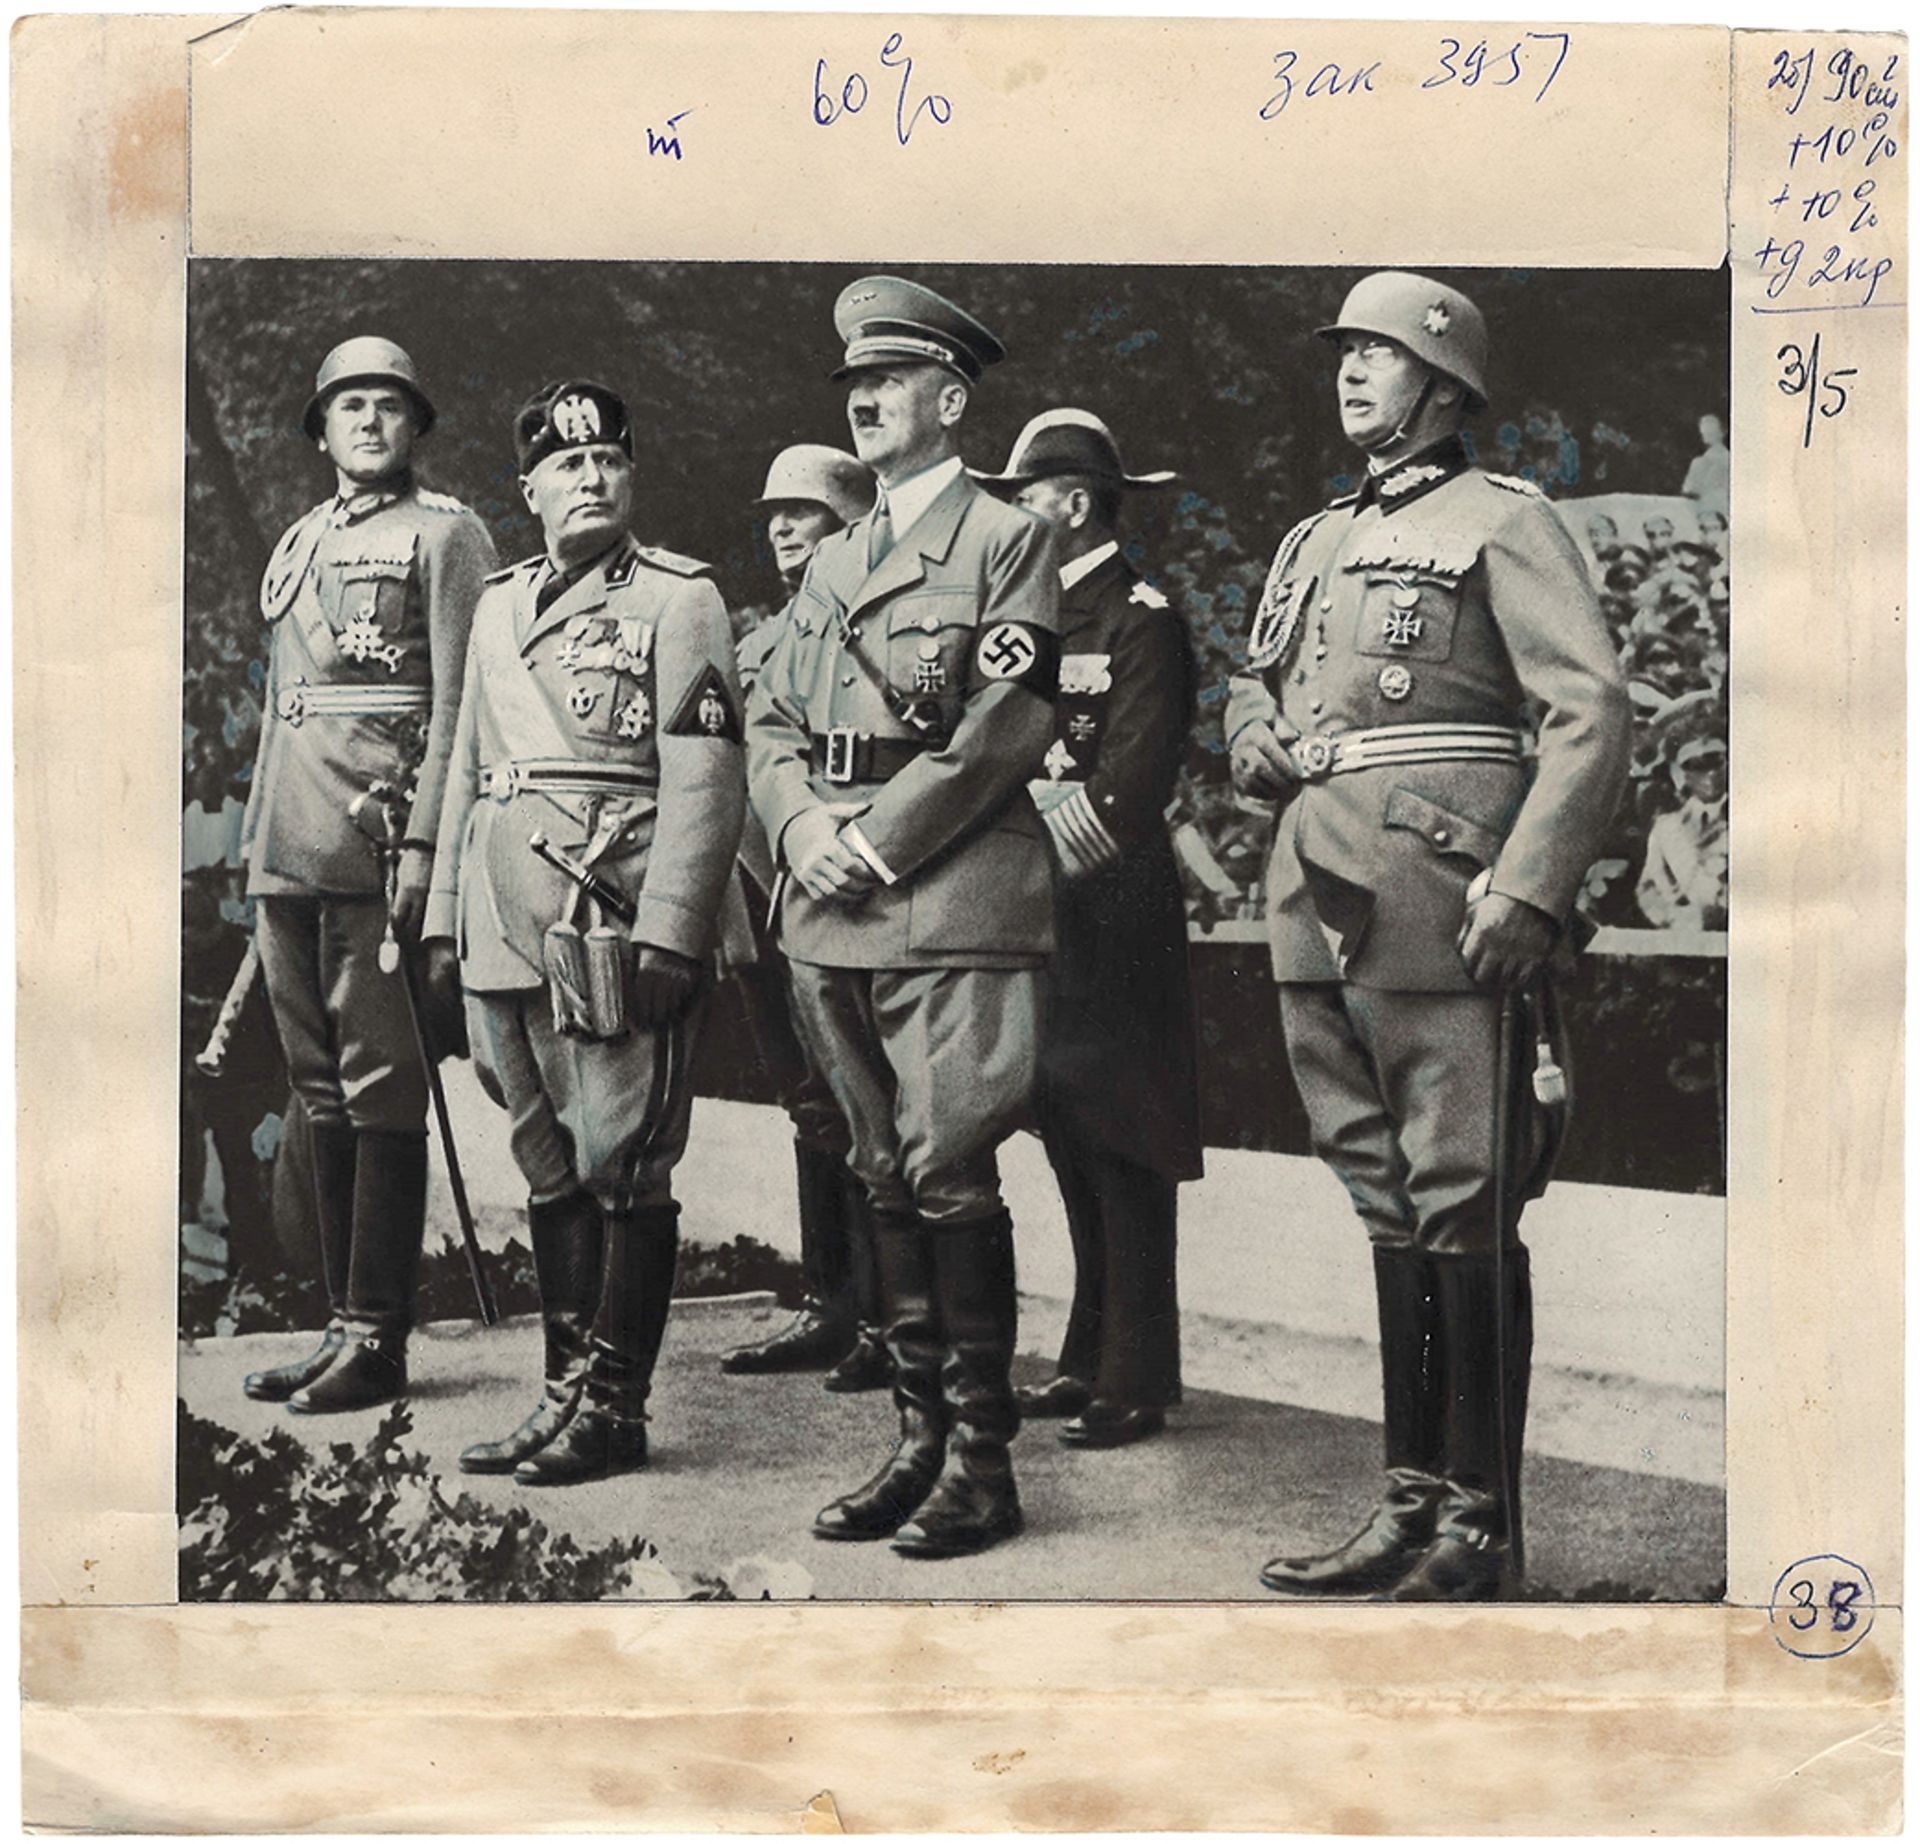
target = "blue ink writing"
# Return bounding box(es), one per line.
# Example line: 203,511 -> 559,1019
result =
815,33 -> 951,144
647,110 -> 692,161
1260,32 -> 1568,121
1771,1554 -> 1877,1659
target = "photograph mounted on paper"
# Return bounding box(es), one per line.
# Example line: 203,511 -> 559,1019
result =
177,256 -> 1729,1605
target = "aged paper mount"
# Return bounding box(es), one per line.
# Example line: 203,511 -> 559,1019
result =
13,7 -> 1906,1832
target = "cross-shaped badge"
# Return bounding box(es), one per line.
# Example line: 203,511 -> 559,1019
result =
1382,609 -> 1425,648
914,658 -> 946,693
616,692 -> 650,739
1068,713 -> 1098,744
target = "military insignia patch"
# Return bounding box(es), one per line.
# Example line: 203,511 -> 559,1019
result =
1378,664 -> 1414,701
1424,303 -> 1452,336
664,663 -> 743,743
1043,739 -> 1078,781
974,622 -> 1060,696
1058,653 -> 1113,697
551,392 -> 605,443
1129,580 -> 1170,609
604,551 -> 641,590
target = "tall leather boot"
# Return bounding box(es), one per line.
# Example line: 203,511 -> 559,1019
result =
824,1174 -> 893,1393
814,1212 -> 946,1540
721,1143 -> 857,1373
245,1120 -> 356,1402
893,1211 -> 1024,1559
290,1129 -> 427,1414
517,1202 -> 678,1485
1261,1245 -> 1445,1594
460,1190 -> 603,1473
1388,1248 -> 1529,1601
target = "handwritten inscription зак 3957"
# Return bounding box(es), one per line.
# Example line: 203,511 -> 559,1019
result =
1259,33 -> 1572,120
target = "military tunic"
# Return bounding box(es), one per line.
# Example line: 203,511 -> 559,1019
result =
747,468 -> 1061,1221
1031,543 -> 1203,1409
243,476 -> 495,1132
726,600 -> 850,1159
424,533 -> 746,1210
1225,440 -> 1631,1253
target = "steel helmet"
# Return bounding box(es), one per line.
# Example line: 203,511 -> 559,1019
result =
751,444 -> 877,526
1317,272 -> 1490,410
302,335 -> 436,439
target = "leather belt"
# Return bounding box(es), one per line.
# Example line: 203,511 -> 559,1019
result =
481,758 -> 660,800
274,682 -> 430,725
1294,723 -> 1527,782
810,728 -> 934,786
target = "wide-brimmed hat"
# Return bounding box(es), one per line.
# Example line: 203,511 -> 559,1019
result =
970,409 -> 1175,490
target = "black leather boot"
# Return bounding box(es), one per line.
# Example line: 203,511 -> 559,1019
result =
461,1190 -> 603,1474
289,1130 -> 427,1415
517,1203 -> 678,1485
1388,1249 -> 1529,1601
814,1213 -> 946,1540
893,1212 -> 1024,1559
721,1144 -> 857,1373
1261,1245 -> 1444,1594
824,1179 -> 893,1393
245,1121 -> 356,1402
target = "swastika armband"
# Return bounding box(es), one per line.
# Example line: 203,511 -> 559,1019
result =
972,622 -> 1060,698
664,662 -> 744,742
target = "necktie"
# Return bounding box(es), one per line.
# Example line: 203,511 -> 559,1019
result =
867,494 -> 894,570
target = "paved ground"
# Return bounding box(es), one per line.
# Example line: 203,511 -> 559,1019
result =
180,1301 -> 1724,1604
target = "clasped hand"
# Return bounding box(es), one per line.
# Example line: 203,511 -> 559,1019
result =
787,802 -> 882,902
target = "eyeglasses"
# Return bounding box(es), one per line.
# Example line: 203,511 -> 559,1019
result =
1337,339 -> 1406,371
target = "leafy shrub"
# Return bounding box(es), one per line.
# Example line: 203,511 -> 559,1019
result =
179,1400 -> 710,1601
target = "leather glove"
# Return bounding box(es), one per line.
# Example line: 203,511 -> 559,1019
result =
629,945 -> 702,1028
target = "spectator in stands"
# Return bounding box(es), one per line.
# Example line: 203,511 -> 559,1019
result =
1637,735 -> 1729,929
1681,414 -> 1731,518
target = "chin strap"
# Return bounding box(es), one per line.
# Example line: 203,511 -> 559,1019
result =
1365,372 -> 1440,459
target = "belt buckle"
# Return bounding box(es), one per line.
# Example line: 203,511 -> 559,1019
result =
823,726 -> 858,785
1297,735 -> 1336,780
488,763 -> 521,801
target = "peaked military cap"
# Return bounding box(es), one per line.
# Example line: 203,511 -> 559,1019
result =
514,380 -> 633,474
830,275 -> 1006,384
972,408 -> 1176,490
1318,271 -> 1491,410
303,335 -> 436,439
751,444 -> 877,525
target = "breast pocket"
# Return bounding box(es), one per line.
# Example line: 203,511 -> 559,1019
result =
330,561 -> 413,638
1349,566 -> 1465,663
886,591 -> 978,711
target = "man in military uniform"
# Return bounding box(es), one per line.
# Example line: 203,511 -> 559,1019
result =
747,276 -> 1061,1558
719,444 -> 891,1391
976,410 -> 1203,1449
425,380 -> 745,1486
240,337 -> 496,1414
1226,273 -> 1631,1598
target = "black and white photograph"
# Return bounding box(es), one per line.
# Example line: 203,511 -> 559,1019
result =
177,257 -> 1730,1604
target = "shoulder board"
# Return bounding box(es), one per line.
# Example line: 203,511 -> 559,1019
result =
1128,579 -> 1170,610
485,553 -> 543,586
1485,472 -> 1547,500
414,488 -> 474,517
634,544 -> 712,578
1272,506 -> 1332,575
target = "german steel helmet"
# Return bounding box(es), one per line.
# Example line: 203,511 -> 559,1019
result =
302,336 -> 437,439
1317,272 -> 1490,410
751,444 -> 877,525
